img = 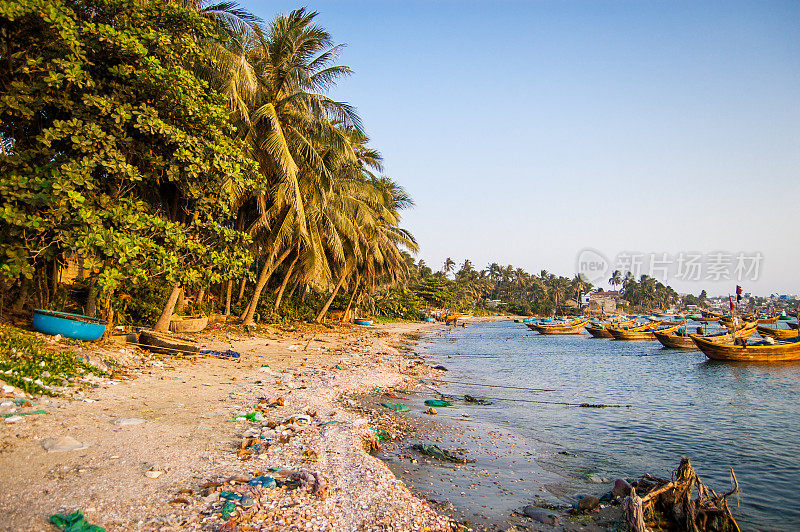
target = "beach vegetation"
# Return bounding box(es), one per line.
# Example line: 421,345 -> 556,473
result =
0,1 -> 418,329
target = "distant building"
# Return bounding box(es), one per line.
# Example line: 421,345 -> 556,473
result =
587,291 -> 619,314
485,299 -> 503,309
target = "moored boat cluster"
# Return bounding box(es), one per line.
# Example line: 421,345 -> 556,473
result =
519,312 -> 800,361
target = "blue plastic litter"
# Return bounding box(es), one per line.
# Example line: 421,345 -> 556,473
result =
248,475 -> 277,488
200,349 -> 241,358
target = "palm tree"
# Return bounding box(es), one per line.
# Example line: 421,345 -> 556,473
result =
608,270 -> 622,291
229,9 -> 363,325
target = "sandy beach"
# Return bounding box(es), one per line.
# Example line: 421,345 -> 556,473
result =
0,321 -> 459,531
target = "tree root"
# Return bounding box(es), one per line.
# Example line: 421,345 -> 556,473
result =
624,457 -> 740,532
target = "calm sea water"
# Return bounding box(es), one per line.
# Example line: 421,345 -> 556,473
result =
418,320 -> 800,531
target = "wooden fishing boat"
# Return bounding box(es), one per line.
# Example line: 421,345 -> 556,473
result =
655,323 -> 758,349
524,317 -> 579,330
139,330 -> 200,355
32,309 -> 107,341
608,322 -> 675,341
169,314 -> 208,333
692,335 -> 800,362
585,324 -> 614,338
585,318 -> 636,338
756,326 -> 799,340
528,318 -> 591,335
354,319 -> 374,326
756,315 -> 780,324
444,313 -> 471,325
694,316 -> 720,323
654,330 -> 698,349
659,319 -> 688,327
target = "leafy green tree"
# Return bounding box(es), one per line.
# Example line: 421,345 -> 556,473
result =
0,0 -> 257,329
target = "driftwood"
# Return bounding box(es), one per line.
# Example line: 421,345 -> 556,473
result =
624,457 -> 740,532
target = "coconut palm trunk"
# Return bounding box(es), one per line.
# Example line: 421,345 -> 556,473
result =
274,252 -> 299,311
315,268 -> 350,324
341,274 -> 361,322
153,282 -> 182,332
241,248 -> 292,325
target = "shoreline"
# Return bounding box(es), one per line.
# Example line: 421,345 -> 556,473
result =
0,320 -> 458,531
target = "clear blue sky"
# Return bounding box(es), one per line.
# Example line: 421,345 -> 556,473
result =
240,0 -> 800,296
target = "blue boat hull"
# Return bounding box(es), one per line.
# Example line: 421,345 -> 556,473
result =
354,319 -> 373,326
32,309 -> 107,341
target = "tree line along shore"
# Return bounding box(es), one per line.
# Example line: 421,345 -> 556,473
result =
0,0 -> 700,337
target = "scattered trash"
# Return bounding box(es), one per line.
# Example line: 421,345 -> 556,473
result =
333,364 -> 342,370
2,409 -> 47,418
235,411 -> 264,422
50,510 -> 105,532
380,402 -> 410,412
424,399 -> 451,407
200,349 -> 241,359
41,436 -> 87,452
283,414 -> 311,425
286,470 -> 328,497
464,395 -> 493,405
221,500 -> 236,519
248,475 -> 277,488
144,468 -> 163,479
410,443 -> 474,464
240,494 -> 254,508
112,417 -> 145,426
369,427 -> 390,441
424,407 -> 437,415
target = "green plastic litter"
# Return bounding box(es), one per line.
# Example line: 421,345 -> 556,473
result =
220,491 -> 242,500
370,427 -> 390,441
50,511 -> 105,532
318,420 -> 340,426
411,443 -> 473,464
2,409 -> 47,418
424,399 -> 451,407
243,412 -> 263,422
333,364 -> 342,370
380,402 -> 410,412
221,501 -> 237,520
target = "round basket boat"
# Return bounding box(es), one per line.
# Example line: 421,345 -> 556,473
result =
169,315 -> 208,333
32,309 -> 107,341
